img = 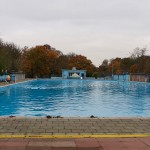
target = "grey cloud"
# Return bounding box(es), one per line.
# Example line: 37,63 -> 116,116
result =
0,0 -> 150,66
1,0 -> 149,21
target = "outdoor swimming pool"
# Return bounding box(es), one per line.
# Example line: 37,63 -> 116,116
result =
0,79 -> 150,117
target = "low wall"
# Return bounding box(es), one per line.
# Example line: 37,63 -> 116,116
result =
113,75 -> 129,81
11,73 -> 25,82
130,74 -> 150,82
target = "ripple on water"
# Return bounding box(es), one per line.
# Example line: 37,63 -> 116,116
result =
0,79 -> 150,117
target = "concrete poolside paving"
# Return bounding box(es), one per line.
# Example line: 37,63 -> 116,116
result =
0,117 -> 150,135
0,117 -> 150,149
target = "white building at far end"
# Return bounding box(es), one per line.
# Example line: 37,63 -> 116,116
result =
62,67 -> 86,79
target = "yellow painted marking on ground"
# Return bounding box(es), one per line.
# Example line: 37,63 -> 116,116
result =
0,134 -> 150,138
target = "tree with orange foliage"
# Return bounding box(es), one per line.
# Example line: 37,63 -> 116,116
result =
68,54 -> 96,77
130,64 -> 138,73
108,58 -> 122,75
21,45 -> 58,77
144,56 -> 150,73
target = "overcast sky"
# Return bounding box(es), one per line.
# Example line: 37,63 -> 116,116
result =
0,0 -> 150,66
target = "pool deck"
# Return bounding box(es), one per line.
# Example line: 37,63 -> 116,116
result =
0,117 -> 150,149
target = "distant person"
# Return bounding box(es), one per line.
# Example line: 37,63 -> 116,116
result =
6,75 -> 11,84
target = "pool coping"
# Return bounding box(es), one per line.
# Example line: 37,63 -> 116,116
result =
0,117 -> 150,138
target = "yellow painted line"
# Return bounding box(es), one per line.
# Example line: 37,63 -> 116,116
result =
0,134 -> 150,138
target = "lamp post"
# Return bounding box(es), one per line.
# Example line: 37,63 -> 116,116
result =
112,63 -> 113,77
112,60 -> 114,79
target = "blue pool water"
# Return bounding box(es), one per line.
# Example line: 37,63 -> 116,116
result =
0,79 -> 150,117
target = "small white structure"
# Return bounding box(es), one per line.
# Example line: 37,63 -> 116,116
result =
11,72 -> 25,82
62,67 -> 86,79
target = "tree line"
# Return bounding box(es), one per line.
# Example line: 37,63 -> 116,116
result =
0,39 -> 21,75
98,47 -> 150,77
0,39 -> 150,78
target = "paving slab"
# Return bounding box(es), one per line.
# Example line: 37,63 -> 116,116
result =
0,117 -> 150,149
0,117 -> 150,136
0,138 -> 149,149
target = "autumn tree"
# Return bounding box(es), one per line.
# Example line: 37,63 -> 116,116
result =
144,56 -> 150,73
120,58 -> 134,74
54,55 -> 69,76
130,47 -> 148,73
21,45 -> 58,77
130,64 -> 138,73
68,54 -> 96,76
107,58 -> 122,75
98,59 -> 109,77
